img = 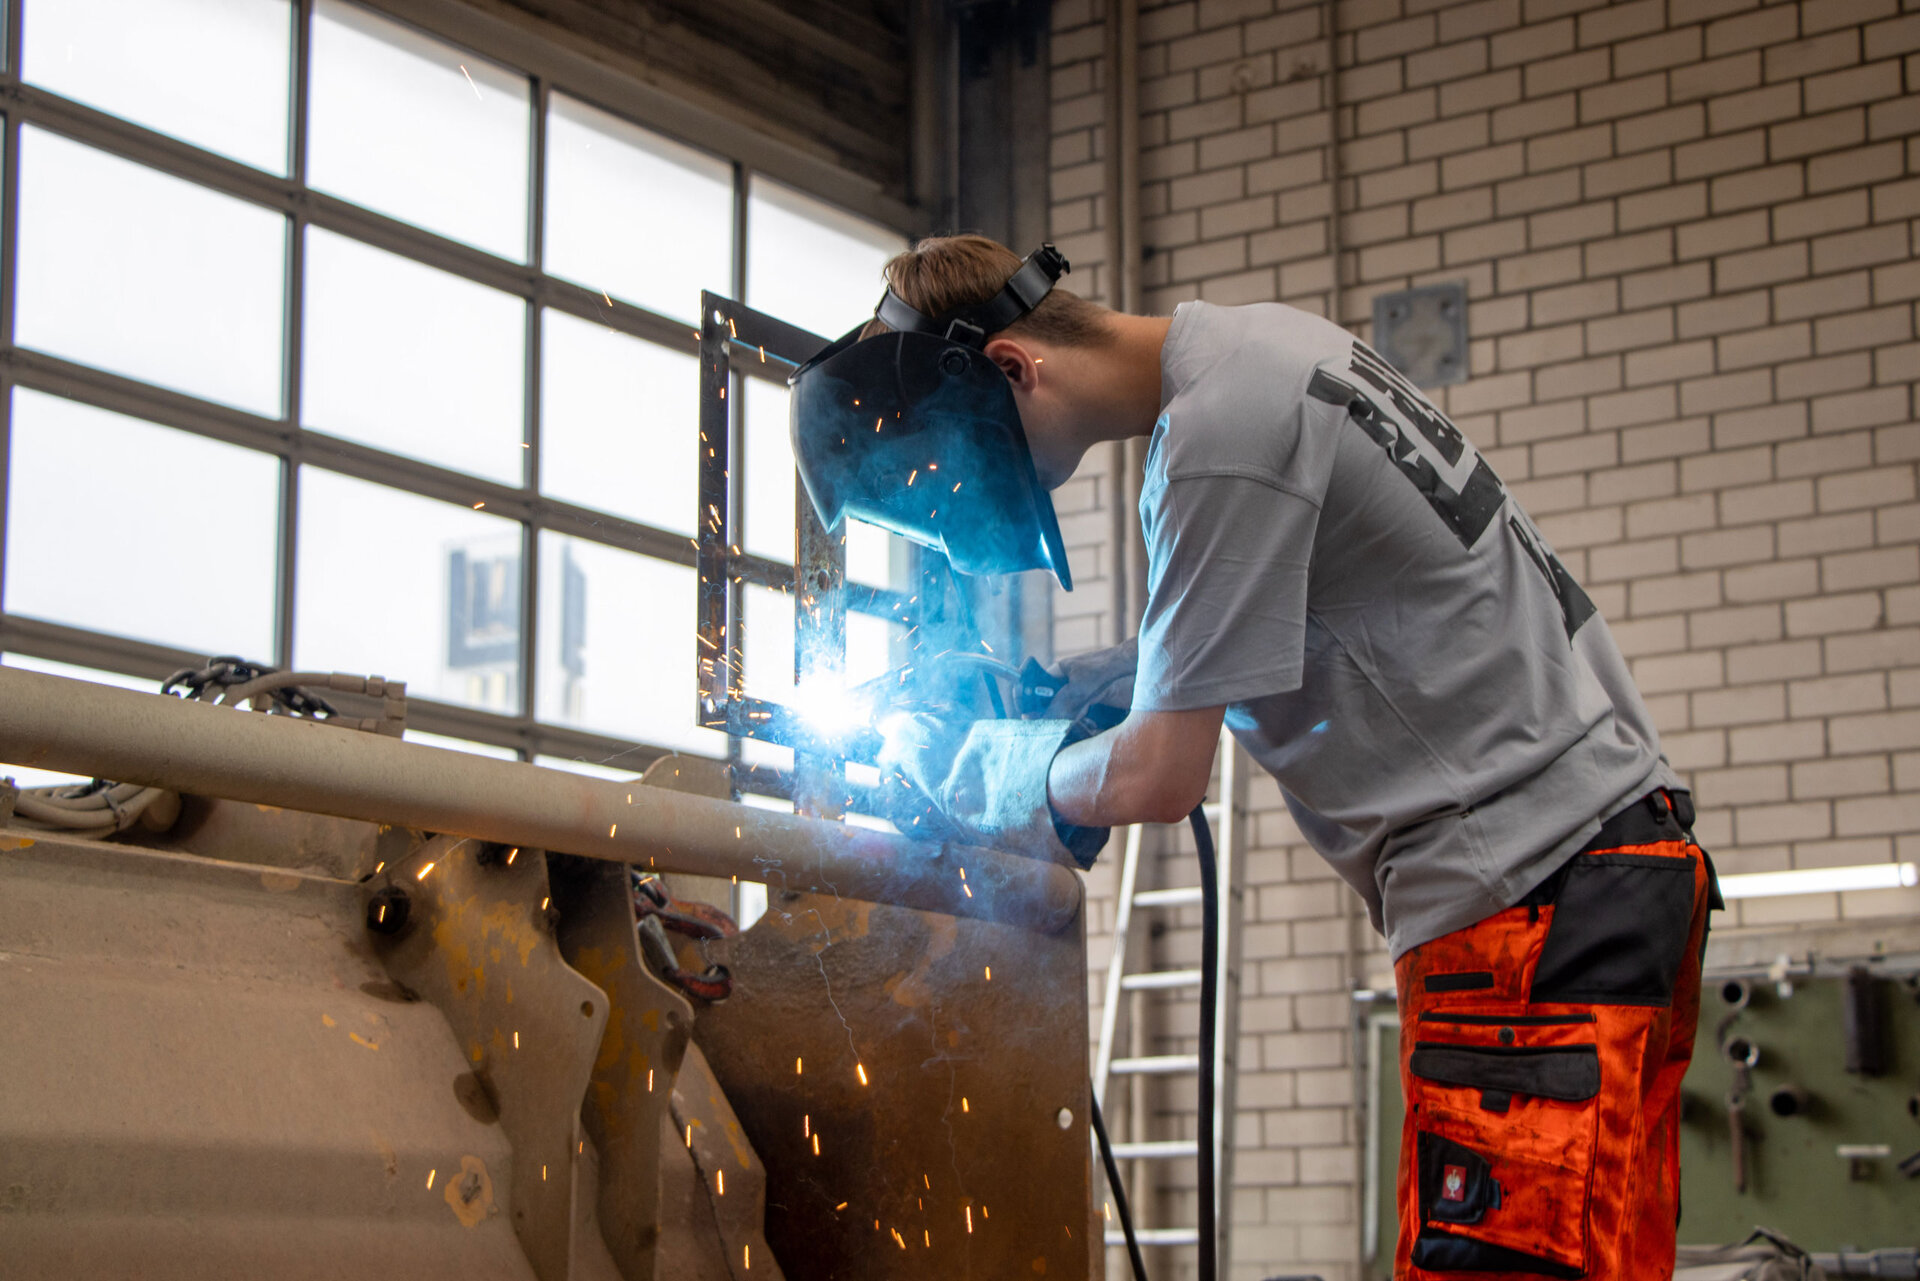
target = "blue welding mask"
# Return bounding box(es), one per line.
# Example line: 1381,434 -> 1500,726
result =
788,244 -> 1075,590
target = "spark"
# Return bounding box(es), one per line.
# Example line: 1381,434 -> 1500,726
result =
686,1124 -> 693,1147
602,290 -> 612,307
415,862 -> 436,880
963,884 -> 972,898
728,317 -> 737,338
506,847 -> 518,864
967,1205 -> 974,1232
796,1057 -> 804,1075
984,966 -> 992,981
473,501 -> 485,509
836,1202 -> 848,1211
856,1063 -> 869,1086
374,861 -> 385,873
541,896 -> 550,910
925,1231 -> 931,1248
928,462 -> 938,470
426,1168 -> 437,1189
458,64 -> 483,99
923,1174 -> 930,1189
647,1069 -> 654,1092
891,1229 -> 906,1250
804,1115 -> 810,1137
959,868 -> 966,880
875,417 -> 883,431
745,1245 -> 751,1270
982,1206 -> 989,1218
961,1097 -> 969,1112
1104,1201 -> 1112,1221
953,482 -> 962,492
717,1170 -> 725,1195
609,823 -> 618,837
812,1134 -> 820,1155
376,903 -> 387,923
513,1031 -> 520,1049
542,1165 -> 548,1181
907,470 -> 917,487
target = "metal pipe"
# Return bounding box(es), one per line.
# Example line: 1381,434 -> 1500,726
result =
0,668 -> 1080,933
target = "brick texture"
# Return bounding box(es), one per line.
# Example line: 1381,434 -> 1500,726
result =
1051,2 -> 1920,1278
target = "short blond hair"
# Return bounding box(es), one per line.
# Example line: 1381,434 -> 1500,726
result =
861,234 -> 1115,346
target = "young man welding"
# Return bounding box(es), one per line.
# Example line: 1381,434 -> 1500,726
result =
788,235 -> 1718,1280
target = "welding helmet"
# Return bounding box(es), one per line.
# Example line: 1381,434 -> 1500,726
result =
788,244 -> 1075,590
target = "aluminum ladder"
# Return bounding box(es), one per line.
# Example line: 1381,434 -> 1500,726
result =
1092,726 -> 1249,1271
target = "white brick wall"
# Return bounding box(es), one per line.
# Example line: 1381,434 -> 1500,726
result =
1051,1 -> 1920,1278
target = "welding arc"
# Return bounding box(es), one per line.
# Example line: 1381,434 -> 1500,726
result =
1091,1095 -> 1150,1281
1191,803 -> 1219,1281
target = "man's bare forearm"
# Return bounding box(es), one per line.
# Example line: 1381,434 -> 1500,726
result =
1047,705 -> 1226,827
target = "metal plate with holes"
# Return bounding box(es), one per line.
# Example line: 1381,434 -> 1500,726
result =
1371,282 -> 1469,389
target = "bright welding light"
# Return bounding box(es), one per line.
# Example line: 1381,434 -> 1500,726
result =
790,676 -> 872,739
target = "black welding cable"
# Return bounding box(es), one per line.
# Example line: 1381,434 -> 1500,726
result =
1091,1094 -> 1150,1281
1190,803 -> 1220,1281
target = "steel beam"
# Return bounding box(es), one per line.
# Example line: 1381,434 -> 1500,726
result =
0,667 -> 1079,933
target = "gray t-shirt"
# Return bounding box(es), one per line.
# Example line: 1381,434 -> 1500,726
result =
1134,301 -> 1676,958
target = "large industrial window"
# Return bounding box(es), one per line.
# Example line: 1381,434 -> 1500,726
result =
0,0 -> 909,779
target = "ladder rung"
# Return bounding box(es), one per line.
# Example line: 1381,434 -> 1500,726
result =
1133,886 -> 1203,908
1109,1140 -> 1198,1160
1110,1054 -> 1200,1075
1122,968 -> 1203,991
1106,1228 -> 1201,1246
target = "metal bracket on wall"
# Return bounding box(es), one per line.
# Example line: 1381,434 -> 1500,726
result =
1371,281 -> 1469,389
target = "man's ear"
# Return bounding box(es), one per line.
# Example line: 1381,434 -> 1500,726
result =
983,337 -> 1041,393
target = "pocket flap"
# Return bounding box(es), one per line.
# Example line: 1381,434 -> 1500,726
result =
1409,1043 -> 1599,1102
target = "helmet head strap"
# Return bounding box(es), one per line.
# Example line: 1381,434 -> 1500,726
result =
873,244 -> 1070,350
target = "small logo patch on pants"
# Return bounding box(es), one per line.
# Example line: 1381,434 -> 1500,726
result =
1441,1165 -> 1467,1202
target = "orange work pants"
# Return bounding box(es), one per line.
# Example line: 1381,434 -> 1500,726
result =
1393,791 -> 1715,1279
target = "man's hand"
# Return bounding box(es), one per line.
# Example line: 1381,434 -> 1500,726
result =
877,712 -> 1109,866
1036,638 -> 1138,728
1047,704 -> 1227,828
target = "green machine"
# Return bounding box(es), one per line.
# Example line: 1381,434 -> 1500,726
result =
1362,950 -> 1920,1277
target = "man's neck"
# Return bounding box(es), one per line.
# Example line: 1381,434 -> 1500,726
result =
1072,312 -> 1173,449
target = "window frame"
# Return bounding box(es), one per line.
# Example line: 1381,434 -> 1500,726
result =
0,0 -> 919,775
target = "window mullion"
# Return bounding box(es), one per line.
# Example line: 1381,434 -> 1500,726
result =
520,76 -> 548,741
278,0 -> 314,669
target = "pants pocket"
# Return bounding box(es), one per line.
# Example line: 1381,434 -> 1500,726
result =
1408,1042 -> 1599,1277
1531,852 -> 1695,1006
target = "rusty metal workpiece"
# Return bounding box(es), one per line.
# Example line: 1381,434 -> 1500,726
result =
673,1041 -> 785,1280
695,886 -> 1094,1280
373,835 -> 612,1281
550,854 -> 697,1280
0,831 -> 535,1279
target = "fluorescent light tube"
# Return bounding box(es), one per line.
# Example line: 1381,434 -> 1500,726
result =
1716,862 -> 1919,900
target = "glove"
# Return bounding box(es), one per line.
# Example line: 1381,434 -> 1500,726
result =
877,713 -> 1111,868
1023,638 -> 1138,733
